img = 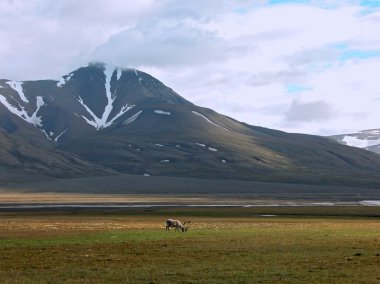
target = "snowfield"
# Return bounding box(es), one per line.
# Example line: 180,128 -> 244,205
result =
342,135 -> 380,148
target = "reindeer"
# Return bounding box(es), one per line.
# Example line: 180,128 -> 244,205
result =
165,219 -> 191,232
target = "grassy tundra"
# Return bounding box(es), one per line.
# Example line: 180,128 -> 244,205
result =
0,207 -> 379,283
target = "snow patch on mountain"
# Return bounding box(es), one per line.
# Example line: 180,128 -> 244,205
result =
77,96 -> 100,128
6,81 -> 28,103
109,105 -> 135,125
192,111 -> 228,131
57,73 -> 73,87
208,147 -> 218,152
0,95 -> 29,120
132,69 -> 144,85
41,129 -> 52,140
30,97 -> 45,126
41,129 -> 67,142
77,65 -> 134,129
123,110 -> 142,125
331,129 -> 380,154
0,94 -> 48,139
116,69 -> 122,81
368,130 -> 380,135
103,65 -> 116,111
78,96 -> 134,129
154,110 -> 171,115
0,95 -> 44,126
54,128 -> 68,142
342,135 -> 380,148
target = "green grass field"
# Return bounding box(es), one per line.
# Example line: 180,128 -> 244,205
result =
0,207 -> 379,283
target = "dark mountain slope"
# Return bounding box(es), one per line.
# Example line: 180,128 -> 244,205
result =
0,127 -> 114,185
0,63 -> 380,188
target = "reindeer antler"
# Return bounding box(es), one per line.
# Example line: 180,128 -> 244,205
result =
183,221 -> 191,232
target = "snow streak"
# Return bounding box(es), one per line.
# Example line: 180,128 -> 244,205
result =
154,110 -> 171,115
0,95 -> 44,126
123,110 -> 142,125
54,128 -> 68,142
0,94 -> 48,139
116,69 -> 123,81
6,81 -> 28,103
78,65 -> 134,129
191,111 -> 228,131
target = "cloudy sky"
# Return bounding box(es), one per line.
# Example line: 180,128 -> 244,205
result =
1,0 -> 380,135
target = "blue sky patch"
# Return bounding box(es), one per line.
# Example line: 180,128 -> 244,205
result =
268,0 -> 310,4
331,42 -> 350,50
286,85 -> 313,93
233,7 -> 248,14
339,49 -> 380,61
359,0 -> 380,14
360,0 -> 380,8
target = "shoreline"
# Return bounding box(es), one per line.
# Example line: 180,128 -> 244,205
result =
0,192 -> 378,212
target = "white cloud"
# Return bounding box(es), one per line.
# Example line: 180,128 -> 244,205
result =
0,0 -> 154,80
284,100 -> 337,123
91,22 -> 248,68
0,0 -> 380,135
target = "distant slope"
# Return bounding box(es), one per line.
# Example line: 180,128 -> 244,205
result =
330,129 -> 380,154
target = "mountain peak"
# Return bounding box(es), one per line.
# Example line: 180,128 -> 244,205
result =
0,63 -> 191,139
57,62 -> 190,105
2,64 -> 380,188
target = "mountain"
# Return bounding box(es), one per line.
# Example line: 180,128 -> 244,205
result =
330,129 -> 380,154
1,62 -> 380,189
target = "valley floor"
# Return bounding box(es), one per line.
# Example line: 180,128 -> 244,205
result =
0,207 -> 379,283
